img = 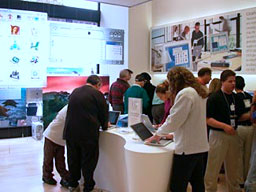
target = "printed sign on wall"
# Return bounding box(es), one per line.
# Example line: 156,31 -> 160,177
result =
151,7 -> 256,74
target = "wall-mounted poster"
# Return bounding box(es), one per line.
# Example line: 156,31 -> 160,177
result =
151,7 -> 256,74
0,88 -> 26,127
0,8 -> 48,87
152,40 -> 192,72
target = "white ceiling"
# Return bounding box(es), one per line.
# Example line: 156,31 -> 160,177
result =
88,0 -> 152,7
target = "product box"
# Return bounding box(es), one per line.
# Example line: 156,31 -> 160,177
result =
31,121 -> 44,140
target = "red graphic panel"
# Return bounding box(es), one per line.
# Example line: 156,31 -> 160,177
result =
43,76 -> 109,94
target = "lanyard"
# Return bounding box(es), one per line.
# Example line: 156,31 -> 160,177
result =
222,91 -> 236,118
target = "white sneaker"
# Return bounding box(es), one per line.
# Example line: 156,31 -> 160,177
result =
68,185 -> 80,192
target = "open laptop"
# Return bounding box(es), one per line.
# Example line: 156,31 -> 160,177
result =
141,114 -> 156,132
109,111 -> 121,128
130,122 -> 173,147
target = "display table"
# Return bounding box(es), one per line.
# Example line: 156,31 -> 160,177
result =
94,128 -> 175,192
197,51 -> 241,71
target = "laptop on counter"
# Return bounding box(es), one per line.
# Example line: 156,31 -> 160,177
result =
130,122 -> 173,147
109,111 -> 121,128
141,114 -> 156,132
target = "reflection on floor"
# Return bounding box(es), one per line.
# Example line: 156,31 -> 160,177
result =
0,137 -> 243,192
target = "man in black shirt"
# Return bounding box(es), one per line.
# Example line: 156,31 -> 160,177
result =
235,76 -> 254,186
63,75 -> 108,192
205,70 -> 249,192
140,72 -> 156,122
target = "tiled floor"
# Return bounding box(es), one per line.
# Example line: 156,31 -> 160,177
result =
0,137 -> 241,192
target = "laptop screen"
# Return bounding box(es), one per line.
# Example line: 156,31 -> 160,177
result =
130,122 -> 153,141
109,111 -> 120,125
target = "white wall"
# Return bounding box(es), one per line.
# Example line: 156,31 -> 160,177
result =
149,0 -> 256,91
129,2 -> 152,82
100,3 -> 129,85
152,0 -> 256,26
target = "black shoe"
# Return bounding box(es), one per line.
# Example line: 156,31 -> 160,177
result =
42,177 -> 57,185
240,184 -> 244,188
60,178 -> 69,188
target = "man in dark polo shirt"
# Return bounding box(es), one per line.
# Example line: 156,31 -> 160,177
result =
205,70 -> 249,192
109,69 -> 133,113
235,76 -> 254,187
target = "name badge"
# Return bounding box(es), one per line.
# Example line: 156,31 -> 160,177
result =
230,104 -> 235,111
230,119 -> 236,127
244,99 -> 251,108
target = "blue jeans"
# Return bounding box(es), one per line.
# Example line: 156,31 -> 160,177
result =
245,149 -> 256,192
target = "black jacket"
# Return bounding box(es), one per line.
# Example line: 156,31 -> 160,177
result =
63,85 -> 108,141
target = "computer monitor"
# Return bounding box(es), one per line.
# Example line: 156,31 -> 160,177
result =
210,32 -> 229,53
27,103 -> 37,116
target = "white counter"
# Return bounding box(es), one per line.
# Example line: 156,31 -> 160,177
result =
94,128 -> 175,192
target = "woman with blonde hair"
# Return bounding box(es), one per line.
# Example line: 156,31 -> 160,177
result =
209,78 -> 221,95
147,66 -> 209,192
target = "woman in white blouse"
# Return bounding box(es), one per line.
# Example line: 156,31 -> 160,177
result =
146,66 -> 209,192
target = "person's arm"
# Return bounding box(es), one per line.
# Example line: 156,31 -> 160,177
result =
142,89 -> 150,111
236,93 -> 251,122
239,112 -> 251,122
191,31 -> 194,45
251,91 -> 256,123
124,91 -> 128,114
156,94 -> 193,136
108,89 -> 112,105
206,117 -> 235,135
97,93 -> 109,131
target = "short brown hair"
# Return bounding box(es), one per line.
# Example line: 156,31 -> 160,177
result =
220,70 -> 236,82
198,67 -> 212,77
87,75 -> 101,85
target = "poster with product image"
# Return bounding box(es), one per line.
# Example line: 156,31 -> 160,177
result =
151,6 -> 256,74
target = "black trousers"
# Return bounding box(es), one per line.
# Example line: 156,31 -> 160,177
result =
66,139 -> 99,192
170,152 -> 206,192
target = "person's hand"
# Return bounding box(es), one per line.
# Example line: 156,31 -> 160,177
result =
163,133 -> 173,140
223,124 -> 236,135
145,134 -> 161,144
253,91 -> 256,103
153,124 -> 162,129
